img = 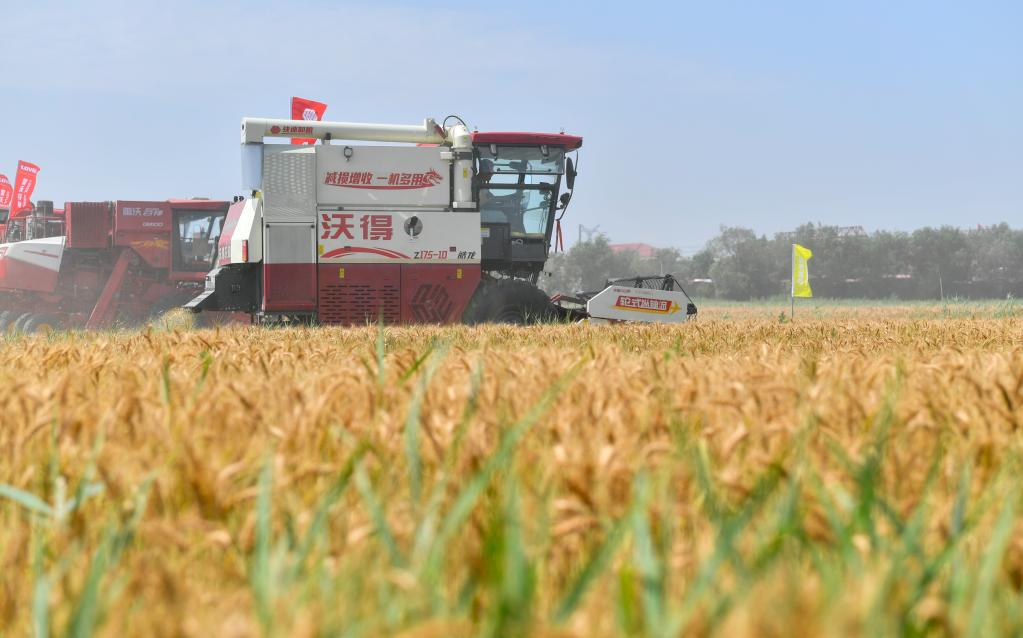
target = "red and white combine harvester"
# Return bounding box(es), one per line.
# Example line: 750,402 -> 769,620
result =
188,115 -> 697,325
0,198 -> 230,331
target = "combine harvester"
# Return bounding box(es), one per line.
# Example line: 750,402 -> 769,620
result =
188,115 -> 697,325
0,198 -> 230,332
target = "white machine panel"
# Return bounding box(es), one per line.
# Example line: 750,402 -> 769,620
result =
0,235 -> 65,272
318,210 -> 480,264
263,146 -> 317,222
586,286 -> 693,324
227,198 -> 262,264
264,222 -> 316,264
315,146 -> 451,209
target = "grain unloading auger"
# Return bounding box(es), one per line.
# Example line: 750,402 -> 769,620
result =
187,115 -> 697,325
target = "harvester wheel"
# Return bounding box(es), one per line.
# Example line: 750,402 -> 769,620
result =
23,314 -> 62,334
462,279 -> 557,325
0,311 -> 15,332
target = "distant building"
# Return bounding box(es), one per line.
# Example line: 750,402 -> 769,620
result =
609,242 -> 658,258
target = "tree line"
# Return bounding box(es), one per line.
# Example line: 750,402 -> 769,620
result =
542,223 -> 1023,300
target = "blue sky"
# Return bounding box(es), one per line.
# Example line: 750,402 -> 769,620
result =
1,0 -> 1020,251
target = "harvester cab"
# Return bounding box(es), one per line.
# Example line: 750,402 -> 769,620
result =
474,134 -> 579,281
187,114 -> 696,325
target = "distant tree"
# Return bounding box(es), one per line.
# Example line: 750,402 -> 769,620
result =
647,247 -> 693,279
706,227 -> 777,299
540,221 -> 1023,301
862,230 -> 912,297
540,235 -> 643,294
968,224 -> 1023,290
690,249 -> 714,279
790,225 -> 865,288
908,226 -> 970,298
865,230 -> 911,277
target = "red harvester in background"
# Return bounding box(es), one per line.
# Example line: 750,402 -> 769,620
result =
0,198 -> 230,332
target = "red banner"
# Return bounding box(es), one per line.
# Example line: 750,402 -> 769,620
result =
12,161 -> 40,214
0,174 -> 12,209
290,97 -> 327,145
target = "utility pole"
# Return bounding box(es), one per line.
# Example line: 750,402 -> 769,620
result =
577,224 -> 601,244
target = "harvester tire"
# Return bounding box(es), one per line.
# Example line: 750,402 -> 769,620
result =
0,311 -> 15,332
462,279 -> 557,325
23,314 -> 62,334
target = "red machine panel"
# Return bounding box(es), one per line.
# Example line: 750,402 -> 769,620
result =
114,201 -> 171,233
317,264 -> 401,325
113,201 -> 171,269
401,264 -> 481,323
65,202 -> 111,249
264,263 -> 317,311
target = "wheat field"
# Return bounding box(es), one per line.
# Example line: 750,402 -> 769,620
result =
2,307 -> 1023,636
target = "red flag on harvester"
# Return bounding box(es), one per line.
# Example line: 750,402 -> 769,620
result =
12,161 -> 40,214
0,174 -> 12,210
290,97 -> 327,145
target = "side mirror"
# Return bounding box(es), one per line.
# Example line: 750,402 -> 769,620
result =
565,157 -> 577,190
559,192 -> 572,208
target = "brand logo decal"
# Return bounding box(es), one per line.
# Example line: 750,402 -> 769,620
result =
613,295 -> 680,314
131,239 -> 170,250
323,169 -> 444,190
122,207 -> 164,218
319,246 -> 411,260
270,124 -> 312,135
409,284 -> 454,322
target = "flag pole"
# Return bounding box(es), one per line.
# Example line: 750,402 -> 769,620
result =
790,243 -> 795,320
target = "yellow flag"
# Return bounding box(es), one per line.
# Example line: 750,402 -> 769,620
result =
792,244 -> 813,298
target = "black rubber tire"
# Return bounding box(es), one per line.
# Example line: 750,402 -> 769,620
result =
461,279 -> 557,325
23,314 -> 62,334
0,310 -> 16,332
11,313 -> 33,333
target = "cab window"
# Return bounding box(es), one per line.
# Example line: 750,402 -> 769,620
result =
173,210 -> 225,272
477,145 -> 565,175
479,187 -> 553,237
